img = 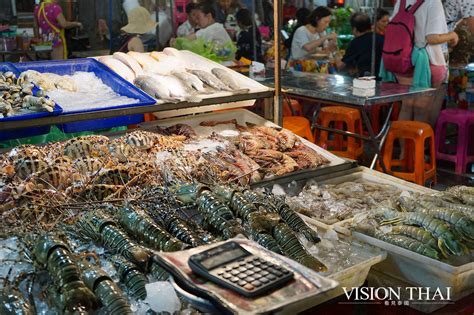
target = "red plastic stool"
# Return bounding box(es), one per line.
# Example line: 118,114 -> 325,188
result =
435,109 -> 474,174
316,106 -> 363,160
379,120 -> 437,186
283,98 -> 303,117
283,116 -> 314,142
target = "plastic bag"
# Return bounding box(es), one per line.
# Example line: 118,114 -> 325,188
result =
173,37 -> 236,62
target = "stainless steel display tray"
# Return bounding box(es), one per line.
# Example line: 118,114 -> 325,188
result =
140,108 -> 354,183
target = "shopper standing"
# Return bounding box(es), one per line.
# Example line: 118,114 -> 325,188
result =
383,0 -> 459,125
34,0 -> 82,59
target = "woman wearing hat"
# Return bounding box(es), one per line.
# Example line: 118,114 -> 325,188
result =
111,6 -> 157,53
34,0 -> 82,59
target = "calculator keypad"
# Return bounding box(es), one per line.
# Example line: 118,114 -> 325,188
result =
211,257 -> 292,293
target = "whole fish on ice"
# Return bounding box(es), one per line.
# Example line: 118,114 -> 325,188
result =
134,74 -> 200,103
187,69 -> 232,91
127,51 -> 163,74
113,52 -> 144,77
211,68 -> 249,93
134,75 -> 176,102
154,74 -> 201,102
172,71 -> 211,93
99,56 -> 135,82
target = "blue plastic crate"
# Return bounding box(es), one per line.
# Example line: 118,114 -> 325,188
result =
14,58 -> 155,132
57,115 -> 144,133
0,126 -> 51,142
0,62 -> 58,141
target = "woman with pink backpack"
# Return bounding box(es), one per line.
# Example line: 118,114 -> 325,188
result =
380,0 -> 459,126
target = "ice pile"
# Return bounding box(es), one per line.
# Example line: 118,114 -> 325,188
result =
142,282 -> 181,313
46,71 -> 139,112
301,229 -> 380,275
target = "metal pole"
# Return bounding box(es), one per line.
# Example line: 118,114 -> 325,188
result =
370,0 -> 378,76
169,0 -> 176,37
11,0 -> 17,17
156,0 -> 160,50
251,0 -> 257,61
108,0 -> 113,52
274,0 -> 282,126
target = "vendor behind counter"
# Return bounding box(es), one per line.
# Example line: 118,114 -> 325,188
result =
336,12 -> 384,78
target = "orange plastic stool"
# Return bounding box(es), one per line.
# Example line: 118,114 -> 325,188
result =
283,99 -> 303,117
283,116 -> 314,142
316,106 -> 363,160
378,120 -> 436,186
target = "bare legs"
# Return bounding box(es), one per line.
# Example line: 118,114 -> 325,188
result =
396,75 -> 445,127
51,45 -> 65,60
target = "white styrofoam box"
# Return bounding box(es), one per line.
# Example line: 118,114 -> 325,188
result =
295,166 -> 435,235
355,231 -> 474,308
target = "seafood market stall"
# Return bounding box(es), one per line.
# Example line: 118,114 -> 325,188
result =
0,50 -> 389,314
0,126 -> 384,314
1,49 -> 472,314
260,70 -> 437,172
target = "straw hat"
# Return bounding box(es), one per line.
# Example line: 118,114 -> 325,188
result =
121,7 -> 157,34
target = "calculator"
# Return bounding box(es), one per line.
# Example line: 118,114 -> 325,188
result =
188,241 -> 294,298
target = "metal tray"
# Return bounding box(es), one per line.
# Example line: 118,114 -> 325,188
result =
140,108 -> 354,182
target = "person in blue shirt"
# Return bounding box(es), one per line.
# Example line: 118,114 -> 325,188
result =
335,12 -> 384,78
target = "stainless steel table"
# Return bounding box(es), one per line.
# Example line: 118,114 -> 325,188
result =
261,71 -> 436,172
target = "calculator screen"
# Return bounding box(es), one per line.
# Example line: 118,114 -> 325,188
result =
201,248 -> 248,270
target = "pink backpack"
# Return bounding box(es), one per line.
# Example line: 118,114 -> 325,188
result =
382,0 -> 424,74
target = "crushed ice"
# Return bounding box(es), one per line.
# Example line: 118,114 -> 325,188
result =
46,71 -> 139,113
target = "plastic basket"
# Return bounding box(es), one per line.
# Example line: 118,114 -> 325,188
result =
0,62 -> 58,141
14,58 -> 155,132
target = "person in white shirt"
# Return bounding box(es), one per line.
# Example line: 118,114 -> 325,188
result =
290,6 -> 337,60
191,2 -> 232,46
177,3 -> 199,37
170,2 -> 232,49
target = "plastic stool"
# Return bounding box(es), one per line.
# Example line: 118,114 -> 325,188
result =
379,120 -> 436,186
283,99 -> 303,117
316,106 -> 363,160
435,109 -> 474,174
283,116 -> 314,142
